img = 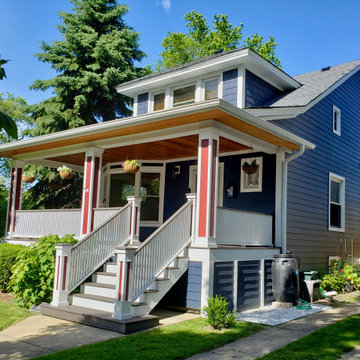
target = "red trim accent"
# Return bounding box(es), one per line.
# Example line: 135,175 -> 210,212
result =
209,139 -> 217,237
90,157 -> 100,232
82,156 -> 92,234
198,139 -> 209,237
125,262 -> 130,301
13,168 -> 23,231
62,256 -> 68,291
56,256 -> 60,291
129,206 -> 133,235
7,168 -> 15,232
118,262 -> 123,301
135,206 -> 138,236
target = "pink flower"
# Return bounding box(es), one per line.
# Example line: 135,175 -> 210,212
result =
340,269 -> 344,273
345,278 -> 349,281
337,256 -> 340,260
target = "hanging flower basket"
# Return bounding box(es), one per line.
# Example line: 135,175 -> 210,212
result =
242,161 -> 259,175
22,175 -> 36,183
122,160 -> 140,174
57,165 -> 75,180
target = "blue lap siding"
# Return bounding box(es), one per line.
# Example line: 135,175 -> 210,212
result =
273,70 -> 360,272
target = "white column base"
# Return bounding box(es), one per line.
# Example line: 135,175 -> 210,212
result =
192,236 -> 217,248
51,291 -> 69,307
113,300 -> 132,320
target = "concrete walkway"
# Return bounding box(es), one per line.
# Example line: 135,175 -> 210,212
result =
0,310 -> 199,360
189,302 -> 360,360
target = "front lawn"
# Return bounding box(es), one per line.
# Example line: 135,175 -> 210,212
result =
259,314 -> 360,360
32,318 -> 265,360
0,293 -> 33,331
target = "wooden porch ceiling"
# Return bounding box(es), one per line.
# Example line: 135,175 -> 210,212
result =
45,135 -> 250,166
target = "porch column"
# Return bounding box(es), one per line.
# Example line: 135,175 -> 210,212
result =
51,243 -> 73,307
6,160 -> 24,237
113,247 -> 136,320
194,129 -> 219,248
127,196 -> 141,246
80,148 -> 104,236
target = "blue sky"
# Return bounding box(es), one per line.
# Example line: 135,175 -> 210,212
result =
1,0 -> 360,105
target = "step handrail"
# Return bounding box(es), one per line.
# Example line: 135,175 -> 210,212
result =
67,203 -> 131,293
130,200 -> 193,301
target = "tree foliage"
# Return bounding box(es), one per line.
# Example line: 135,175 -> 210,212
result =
28,0 -> 150,136
156,10 -> 281,70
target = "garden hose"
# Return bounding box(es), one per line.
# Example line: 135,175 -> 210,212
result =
296,298 -> 312,310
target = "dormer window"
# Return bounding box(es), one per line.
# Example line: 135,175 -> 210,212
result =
154,93 -> 165,111
333,105 -> 341,135
205,79 -> 218,100
173,85 -> 195,106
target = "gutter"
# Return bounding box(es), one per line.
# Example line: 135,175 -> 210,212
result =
281,144 -> 305,253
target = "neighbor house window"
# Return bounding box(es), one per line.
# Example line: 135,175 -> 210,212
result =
205,79 -> 218,100
333,105 -> 341,135
173,85 -> 195,106
153,93 -> 165,111
329,173 -> 345,231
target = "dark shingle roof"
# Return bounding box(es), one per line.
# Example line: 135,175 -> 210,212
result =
257,59 -> 360,108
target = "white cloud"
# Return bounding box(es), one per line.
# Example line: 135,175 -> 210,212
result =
161,0 -> 171,13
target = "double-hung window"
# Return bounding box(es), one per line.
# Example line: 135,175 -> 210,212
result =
329,173 -> 345,231
333,105 -> 341,135
204,78 -> 219,100
173,85 -> 195,106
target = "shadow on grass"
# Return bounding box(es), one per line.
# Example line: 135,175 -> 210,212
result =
259,314 -> 360,360
28,318 -> 264,360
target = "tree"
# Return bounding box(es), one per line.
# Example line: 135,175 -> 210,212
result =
0,58 -> 18,139
29,0 -> 150,136
156,11 -> 281,70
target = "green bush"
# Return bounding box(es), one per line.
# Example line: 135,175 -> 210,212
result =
0,244 -> 27,292
8,234 -> 77,308
202,295 -> 237,330
321,257 -> 360,293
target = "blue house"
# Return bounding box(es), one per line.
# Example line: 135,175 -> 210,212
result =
0,48 -> 358,332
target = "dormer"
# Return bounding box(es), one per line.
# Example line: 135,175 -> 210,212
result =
116,48 -> 300,116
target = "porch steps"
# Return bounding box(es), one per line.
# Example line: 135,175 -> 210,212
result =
40,303 -> 159,334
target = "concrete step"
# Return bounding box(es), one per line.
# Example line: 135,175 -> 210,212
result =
94,272 -> 117,285
71,293 -> 115,312
41,303 -> 159,334
84,282 -> 116,298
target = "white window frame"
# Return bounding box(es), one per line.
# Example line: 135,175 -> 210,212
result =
202,76 -> 220,101
328,172 -> 345,232
333,105 -> 341,136
105,164 -> 165,227
240,157 -> 263,193
188,162 -> 224,207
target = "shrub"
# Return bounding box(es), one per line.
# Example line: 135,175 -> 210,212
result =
8,234 -> 77,308
321,257 -> 360,293
202,295 -> 237,330
0,244 -> 27,292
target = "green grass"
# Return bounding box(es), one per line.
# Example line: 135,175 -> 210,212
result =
259,314 -> 360,360
0,299 -> 33,331
32,318 -> 264,360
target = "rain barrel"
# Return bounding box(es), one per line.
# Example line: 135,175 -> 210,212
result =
272,254 -> 299,303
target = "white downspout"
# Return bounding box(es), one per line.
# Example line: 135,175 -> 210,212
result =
281,144 -> 305,253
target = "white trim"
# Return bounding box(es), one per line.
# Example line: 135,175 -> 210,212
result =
237,66 -> 245,109
333,105 -> 341,136
247,64 -> 360,120
116,48 -> 299,97
328,172 -> 345,232
240,157 -> 263,193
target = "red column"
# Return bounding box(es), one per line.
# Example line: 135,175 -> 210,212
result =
81,149 -> 103,236
195,130 -> 219,247
6,160 -> 24,237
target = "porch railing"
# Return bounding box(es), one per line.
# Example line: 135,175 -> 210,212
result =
67,203 -> 131,292
130,200 -> 193,301
216,207 -> 273,246
93,208 -> 123,229
13,209 -> 82,238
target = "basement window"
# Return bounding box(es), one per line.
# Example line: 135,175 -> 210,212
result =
329,173 -> 345,232
333,106 -> 341,136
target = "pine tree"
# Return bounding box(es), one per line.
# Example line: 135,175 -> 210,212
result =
29,0 -> 149,135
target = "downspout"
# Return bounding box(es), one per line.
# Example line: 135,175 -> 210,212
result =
281,144 -> 305,253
